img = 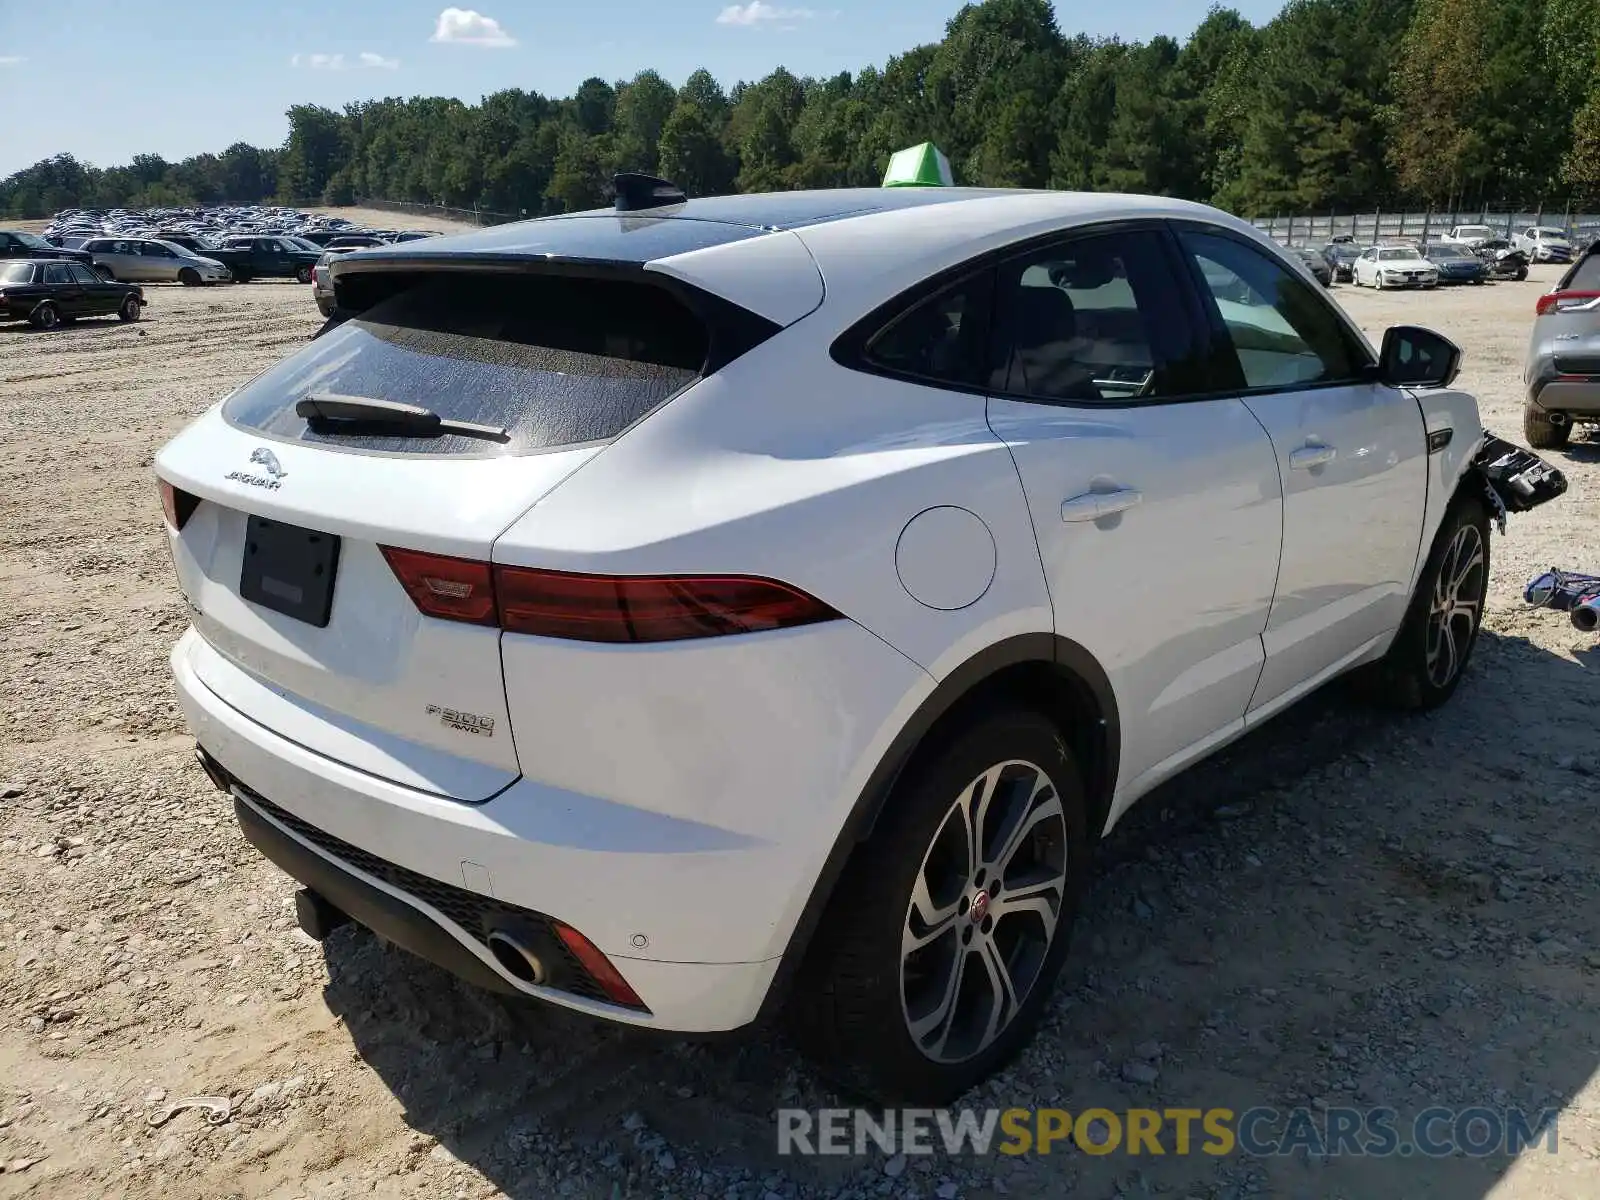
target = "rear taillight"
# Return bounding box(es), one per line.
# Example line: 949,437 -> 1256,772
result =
551,920 -> 646,1009
311,265 -> 321,285
496,567 -> 839,643
378,548 -> 840,642
379,547 -> 497,625
158,478 -> 199,530
1536,290 -> 1600,315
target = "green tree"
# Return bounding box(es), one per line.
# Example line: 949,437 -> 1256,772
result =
614,70 -> 679,174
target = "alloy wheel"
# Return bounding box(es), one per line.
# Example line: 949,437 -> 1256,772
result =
899,760 -> 1068,1064
1425,523 -> 1486,688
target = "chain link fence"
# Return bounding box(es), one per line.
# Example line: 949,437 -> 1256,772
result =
1251,209 -> 1600,249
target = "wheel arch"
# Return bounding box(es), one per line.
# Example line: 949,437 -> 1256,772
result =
753,632 -> 1119,1026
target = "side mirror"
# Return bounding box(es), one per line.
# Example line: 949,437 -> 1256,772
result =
1378,325 -> 1462,389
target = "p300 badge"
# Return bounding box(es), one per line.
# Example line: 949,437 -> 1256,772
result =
426,705 -> 495,737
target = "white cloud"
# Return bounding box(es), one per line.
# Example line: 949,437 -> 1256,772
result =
291,51 -> 399,70
431,7 -> 517,46
0,55 -> 25,66
715,1 -> 815,25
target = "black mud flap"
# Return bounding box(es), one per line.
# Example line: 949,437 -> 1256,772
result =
1472,431 -> 1568,532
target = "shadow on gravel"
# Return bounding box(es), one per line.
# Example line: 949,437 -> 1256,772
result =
320,628 -> 1600,1200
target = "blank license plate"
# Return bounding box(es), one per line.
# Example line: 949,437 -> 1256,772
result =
239,515 -> 340,627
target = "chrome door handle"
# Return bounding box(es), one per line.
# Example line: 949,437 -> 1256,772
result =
1061,489 -> 1143,523
1289,444 -> 1337,470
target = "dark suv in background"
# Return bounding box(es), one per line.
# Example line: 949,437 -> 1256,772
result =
1524,244 -> 1600,448
0,230 -> 97,268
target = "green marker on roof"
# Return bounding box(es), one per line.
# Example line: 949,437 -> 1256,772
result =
882,142 -> 954,188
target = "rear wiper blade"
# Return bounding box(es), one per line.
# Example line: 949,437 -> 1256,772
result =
295,392 -> 510,443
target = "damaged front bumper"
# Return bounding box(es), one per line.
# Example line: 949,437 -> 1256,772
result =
1473,432 -> 1567,533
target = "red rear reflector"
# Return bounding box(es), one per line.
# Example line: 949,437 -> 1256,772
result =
379,547 -> 497,625
1537,290 -> 1600,315
551,920 -> 646,1009
495,567 -> 841,643
157,478 -> 199,530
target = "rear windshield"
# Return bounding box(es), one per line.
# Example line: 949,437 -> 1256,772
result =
222,272 -> 708,456
1563,252 -> 1600,292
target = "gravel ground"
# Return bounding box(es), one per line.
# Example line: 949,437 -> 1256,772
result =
2,265 -> 1598,1200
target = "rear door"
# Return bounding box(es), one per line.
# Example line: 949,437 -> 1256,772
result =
41,262 -> 87,315
984,225 -> 1284,801
68,262 -> 120,314
156,267 -> 725,799
1174,226 -> 1428,715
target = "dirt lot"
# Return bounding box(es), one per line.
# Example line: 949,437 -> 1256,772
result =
2,263 -> 1598,1200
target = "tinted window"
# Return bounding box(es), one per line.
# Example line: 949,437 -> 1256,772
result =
43,264 -> 73,285
67,264 -> 102,285
1563,252 -> 1600,292
140,242 -> 173,257
0,263 -> 33,283
223,272 -> 710,457
1179,230 -> 1367,391
84,240 -> 109,252
991,230 -> 1201,403
863,272 -> 990,388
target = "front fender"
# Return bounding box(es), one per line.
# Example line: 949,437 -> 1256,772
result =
1409,388 -> 1484,593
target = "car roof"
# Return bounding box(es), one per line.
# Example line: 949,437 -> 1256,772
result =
342,187 -> 1253,324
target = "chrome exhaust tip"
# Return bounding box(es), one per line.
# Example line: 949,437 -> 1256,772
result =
486,930 -> 547,985
1548,411 -> 1570,426
1572,599 -> 1600,633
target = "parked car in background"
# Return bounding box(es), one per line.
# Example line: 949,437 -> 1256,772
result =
1476,238 -> 1531,281
158,183 -> 1503,1104
1442,224 -> 1497,251
1321,241 -> 1360,282
0,230 -> 97,268
1523,243 -> 1600,448
1289,245 -> 1332,286
1422,242 -> 1488,285
309,246 -> 363,316
325,234 -> 387,250
0,259 -> 145,328
1514,226 -> 1574,263
1352,245 -> 1439,289
81,237 -> 232,285
388,230 -> 439,243
214,236 -> 322,283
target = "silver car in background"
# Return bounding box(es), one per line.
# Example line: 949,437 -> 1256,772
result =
1524,245 -> 1600,448
80,237 -> 232,285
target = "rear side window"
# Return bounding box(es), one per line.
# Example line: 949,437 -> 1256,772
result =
863,272 -> 992,388
0,263 -> 33,283
223,272 -> 711,456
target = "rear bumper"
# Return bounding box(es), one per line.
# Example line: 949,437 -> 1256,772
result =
176,630 -> 908,1036
1530,378 -> 1600,415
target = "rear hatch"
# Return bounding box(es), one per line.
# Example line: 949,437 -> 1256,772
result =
157,261 -> 741,801
1546,253 -> 1600,376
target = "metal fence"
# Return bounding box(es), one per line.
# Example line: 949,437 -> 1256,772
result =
1251,210 -> 1600,248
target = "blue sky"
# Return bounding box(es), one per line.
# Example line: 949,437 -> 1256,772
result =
0,1 -> 1286,176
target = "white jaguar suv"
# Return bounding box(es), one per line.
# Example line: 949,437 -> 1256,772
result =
157,181 -> 1494,1102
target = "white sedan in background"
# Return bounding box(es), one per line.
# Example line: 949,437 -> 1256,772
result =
1353,245 -> 1440,290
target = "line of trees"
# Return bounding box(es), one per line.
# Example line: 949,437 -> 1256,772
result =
7,0 -> 1600,222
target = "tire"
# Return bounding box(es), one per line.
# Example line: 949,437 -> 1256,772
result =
789,709 -> 1090,1104
296,266 -> 313,285
28,301 -> 60,330
232,269 -> 253,283
1517,267 -> 1529,281
178,267 -> 201,287
1361,494 -> 1491,711
1524,404 -> 1570,450
118,294 -> 141,323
